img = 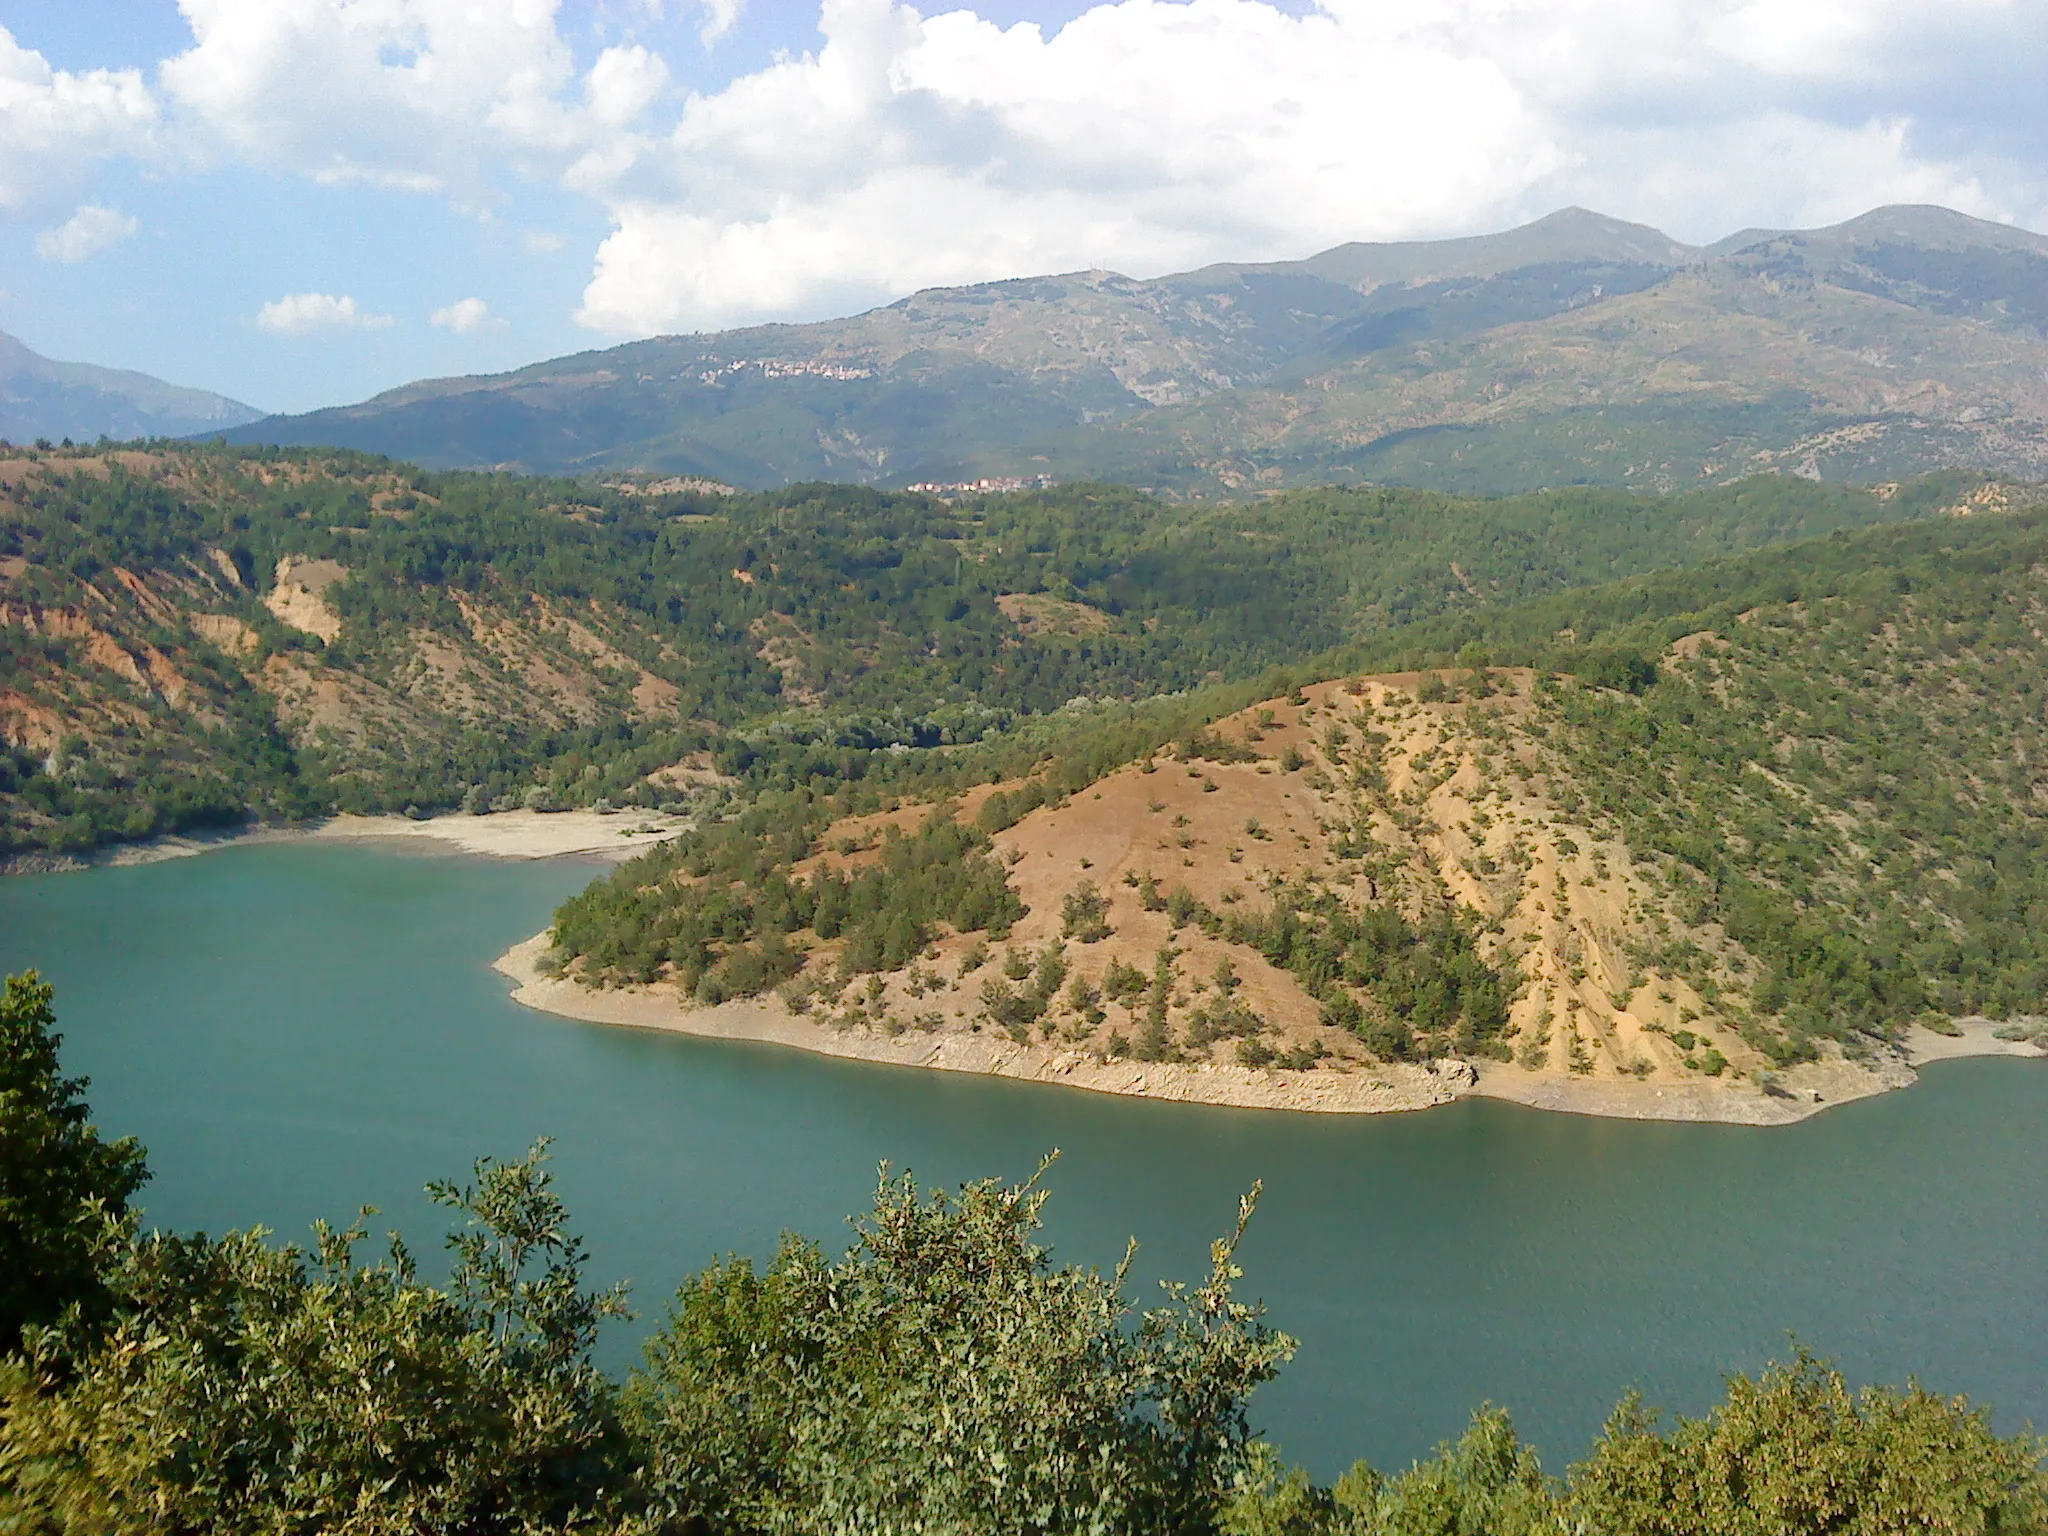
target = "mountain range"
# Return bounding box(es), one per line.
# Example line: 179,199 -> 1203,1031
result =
0,331 -> 262,446
222,204 -> 2048,496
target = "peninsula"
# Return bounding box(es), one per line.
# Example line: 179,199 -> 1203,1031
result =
517,650 -> 2048,1124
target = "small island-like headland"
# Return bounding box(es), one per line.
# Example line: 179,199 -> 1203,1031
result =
504,668 -> 2048,1127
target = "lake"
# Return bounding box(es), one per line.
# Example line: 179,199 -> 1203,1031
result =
2,840 -> 2043,1478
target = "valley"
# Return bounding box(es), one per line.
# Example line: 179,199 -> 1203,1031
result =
0,441 -> 1972,859
10,13 -> 2048,1530
8,440 -> 2047,1124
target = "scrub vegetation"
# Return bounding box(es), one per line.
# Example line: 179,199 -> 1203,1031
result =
13,441 -> 2045,1080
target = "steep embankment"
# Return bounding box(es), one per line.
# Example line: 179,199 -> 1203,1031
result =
0,450 -> 721,854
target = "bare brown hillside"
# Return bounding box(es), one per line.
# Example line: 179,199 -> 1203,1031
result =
706,671 -> 1902,1106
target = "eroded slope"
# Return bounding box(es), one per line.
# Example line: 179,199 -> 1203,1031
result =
553,671 -> 1910,1113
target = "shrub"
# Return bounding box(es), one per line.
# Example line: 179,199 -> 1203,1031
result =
1569,1353 -> 2048,1536
1,1142 -> 631,1536
0,972 -> 148,1354
1062,882 -> 1113,942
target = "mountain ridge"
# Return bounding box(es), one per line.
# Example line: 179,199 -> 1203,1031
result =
220,202 -> 2048,496
1205,205 -> 1698,290
1,331 -> 262,445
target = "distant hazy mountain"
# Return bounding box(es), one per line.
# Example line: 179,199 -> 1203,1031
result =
225,205 -> 2048,496
0,331 -> 262,445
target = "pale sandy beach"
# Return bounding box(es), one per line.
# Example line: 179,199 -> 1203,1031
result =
303,810 -> 689,860
493,934 -> 2045,1124
2,810 -> 690,875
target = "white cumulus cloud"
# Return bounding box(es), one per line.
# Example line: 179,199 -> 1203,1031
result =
8,0 -> 2048,347
0,26 -> 159,211
157,0 -> 672,202
35,203 -> 139,262
695,0 -> 747,43
429,296 -> 495,333
256,291 -> 394,335
572,0 -> 2048,335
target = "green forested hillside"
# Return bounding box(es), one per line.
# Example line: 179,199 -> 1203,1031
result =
549,498 -> 2048,1075
0,442 -> 1978,857
1342,507 -> 2048,1050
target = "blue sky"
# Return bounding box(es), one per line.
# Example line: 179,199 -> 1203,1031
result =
4,0 -> 2044,417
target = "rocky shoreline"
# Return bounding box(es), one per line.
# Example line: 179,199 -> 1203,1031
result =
493,934 -> 2046,1124
493,935 -> 1482,1114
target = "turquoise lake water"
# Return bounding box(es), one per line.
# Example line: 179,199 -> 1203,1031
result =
1,840 -> 2042,1478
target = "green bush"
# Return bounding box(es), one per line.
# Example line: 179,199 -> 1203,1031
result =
628,1165 -> 1291,1535
0,972 -> 147,1354
1,1142 -> 631,1536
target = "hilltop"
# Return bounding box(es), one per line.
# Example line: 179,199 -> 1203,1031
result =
223,205 -> 2048,496
536,503 -> 2048,1122
0,442 -> 1994,859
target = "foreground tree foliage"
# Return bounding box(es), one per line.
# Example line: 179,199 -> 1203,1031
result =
1570,1358 -> 2048,1536
1223,1368 -> 2048,1536
628,1164 -> 1291,1534
0,1144 -> 631,1536
2,975 -> 2043,1534
0,973 -> 146,1355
